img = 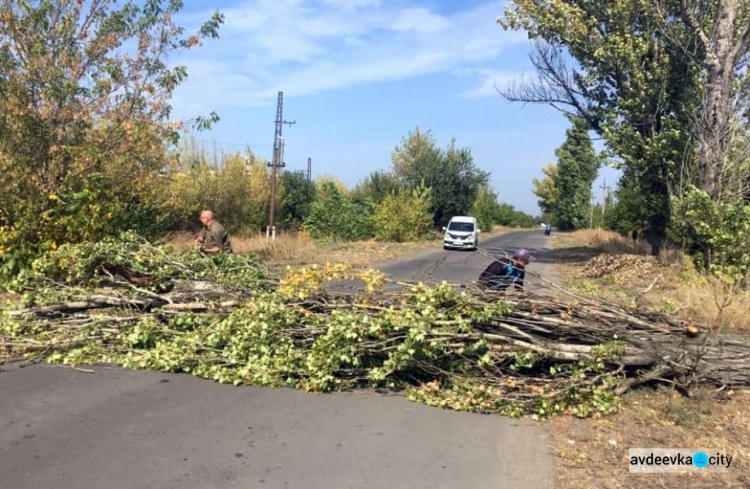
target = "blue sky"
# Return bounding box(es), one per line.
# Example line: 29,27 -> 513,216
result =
171,0 -> 620,216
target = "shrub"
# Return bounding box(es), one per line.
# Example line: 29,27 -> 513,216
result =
305,183 -> 374,242
164,153 -> 270,235
373,186 -> 433,242
669,186 -> 749,286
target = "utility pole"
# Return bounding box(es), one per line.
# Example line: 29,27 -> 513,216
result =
589,190 -> 595,229
267,91 -> 295,240
598,179 -> 607,229
307,157 -> 312,182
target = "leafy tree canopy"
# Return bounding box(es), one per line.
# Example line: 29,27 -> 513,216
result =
0,0 -> 223,275
392,128 -> 489,227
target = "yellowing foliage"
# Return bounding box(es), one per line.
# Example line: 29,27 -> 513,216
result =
164,148 -> 271,235
278,263 -> 386,299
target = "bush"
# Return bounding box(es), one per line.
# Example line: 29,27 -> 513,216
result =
0,168 -> 169,278
279,171 -> 316,230
669,186 -> 749,286
305,183 -> 374,242
0,2 -> 222,278
472,187 -> 500,232
164,153 -> 270,235
373,187 -> 433,242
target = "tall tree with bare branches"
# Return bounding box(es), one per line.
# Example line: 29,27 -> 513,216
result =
499,0 -> 701,253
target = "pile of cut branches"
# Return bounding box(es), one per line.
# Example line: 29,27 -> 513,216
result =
580,254 -> 661,282
2,235 -> 748,418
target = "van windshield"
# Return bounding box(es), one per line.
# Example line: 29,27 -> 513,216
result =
448,222 -> 474,232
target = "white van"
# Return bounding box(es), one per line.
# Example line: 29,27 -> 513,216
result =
442,216 -> 480,250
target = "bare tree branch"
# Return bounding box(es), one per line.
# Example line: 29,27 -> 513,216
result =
499,42 -> 602,131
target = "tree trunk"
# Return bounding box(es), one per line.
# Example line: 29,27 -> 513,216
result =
681,0 -> 747,202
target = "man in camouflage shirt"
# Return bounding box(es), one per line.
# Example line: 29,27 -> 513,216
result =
194,210 -> 232,254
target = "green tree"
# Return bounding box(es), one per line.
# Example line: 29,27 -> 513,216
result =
0,0 -> 223,275
510,210 -> 536,228
532,163 -> 559,218
373,186 -> 433,242
351,171 -> 402,205
489,202 -> 537,228
305,182 -> 373,242
605,171 -> 647,237
391,127 -> 442,177
555,118 -> 600,230
314,175 -> 349,200
210,154 -> 269,234
392,128 -> 490,227
670,186 -> 749,285
495,203 -> 518,226
499,0 -> 700,253
165,150 -> 269,235
279,171 -> 316,230
472,186 -> 501,232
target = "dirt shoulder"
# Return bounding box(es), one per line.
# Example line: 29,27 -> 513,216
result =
549,230 -> 749,489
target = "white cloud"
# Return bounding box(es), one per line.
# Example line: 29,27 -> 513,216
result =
172,1 -> 527,113
463,70 -> 527,98
322,0 -> 381,11
390,8 -> 450,33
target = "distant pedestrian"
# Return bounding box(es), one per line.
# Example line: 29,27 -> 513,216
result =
544,224 -> 552,236
478,249 -> 534,291
194,210 -> 232,254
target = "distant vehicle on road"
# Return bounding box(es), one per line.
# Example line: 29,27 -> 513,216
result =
442,216 -> 480,251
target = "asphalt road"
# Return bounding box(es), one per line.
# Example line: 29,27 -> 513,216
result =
376,229 -> 562,293
0,230 -> 558,489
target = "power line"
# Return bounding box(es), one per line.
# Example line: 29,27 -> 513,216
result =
191,137 -> 263,149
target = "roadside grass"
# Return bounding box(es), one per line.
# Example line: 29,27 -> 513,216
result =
550,229 -> 749,489
163,231 -> 442,267
552,387 -> 749,489
553,229 -> 750,332
556,228 -> 652,256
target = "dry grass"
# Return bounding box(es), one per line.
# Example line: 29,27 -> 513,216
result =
553,230 -> 750,332
551,387 -> 750,489
657,272 -> 750,333
163,226 -> 518,269
559,228 -> 653,256
162,231 -> 443,268
165,231 -> 319,263
550,230 -> 750,489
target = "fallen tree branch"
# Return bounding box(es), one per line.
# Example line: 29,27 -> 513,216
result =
635,274 -> 662,304
3,241 -> 747,419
